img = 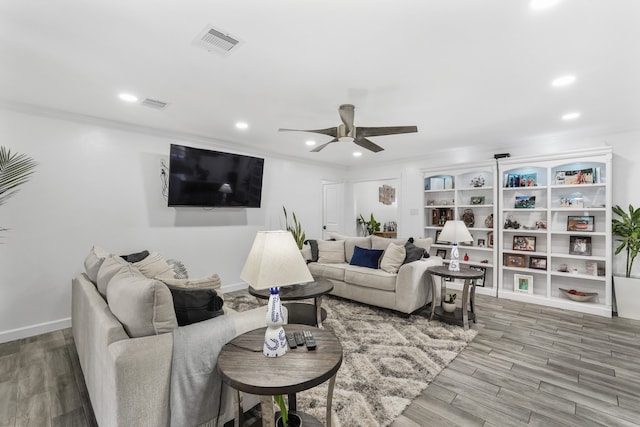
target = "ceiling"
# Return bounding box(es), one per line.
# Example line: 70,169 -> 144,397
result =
1,0 -> 639,167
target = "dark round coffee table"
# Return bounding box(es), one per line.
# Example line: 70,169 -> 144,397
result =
249,279 -> 333,328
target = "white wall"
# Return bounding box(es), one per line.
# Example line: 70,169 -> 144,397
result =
352,178 -> 399,235
0,108 -> 345,342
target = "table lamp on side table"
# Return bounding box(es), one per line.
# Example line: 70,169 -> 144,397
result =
437,220 -> 474,272
240,230 -> 313,357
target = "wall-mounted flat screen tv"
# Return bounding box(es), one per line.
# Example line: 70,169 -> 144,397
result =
168,144 -> 264,207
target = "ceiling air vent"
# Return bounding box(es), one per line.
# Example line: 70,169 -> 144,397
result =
193,25 -> 241,55
141,98 -> 168,110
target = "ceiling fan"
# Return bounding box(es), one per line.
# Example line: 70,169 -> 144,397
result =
279,104 -> 418,153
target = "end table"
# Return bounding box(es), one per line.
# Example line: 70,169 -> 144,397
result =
427,265 -> 483,329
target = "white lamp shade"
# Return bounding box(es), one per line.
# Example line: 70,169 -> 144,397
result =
438,220 -> 473,244
240,230 -> 313,290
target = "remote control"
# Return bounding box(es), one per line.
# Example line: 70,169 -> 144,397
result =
294,331 -> 305,347
303,330 -> 317,350
286,333 -> 297,349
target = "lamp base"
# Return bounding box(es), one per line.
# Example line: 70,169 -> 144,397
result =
264,288 -> 287,357
448,242 -> 460,272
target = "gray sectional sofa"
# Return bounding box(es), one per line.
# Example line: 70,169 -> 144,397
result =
304,234 -> 442,315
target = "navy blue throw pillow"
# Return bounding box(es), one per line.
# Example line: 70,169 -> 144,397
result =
349,246 -> 384,269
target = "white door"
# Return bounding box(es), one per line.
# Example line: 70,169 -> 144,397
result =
322,182 -> 343,239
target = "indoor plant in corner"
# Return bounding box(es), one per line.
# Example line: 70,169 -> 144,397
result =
283,206 -> 305,249
274,395 -> 302,427
612,204 -> 640,320
0,146 -> 38,235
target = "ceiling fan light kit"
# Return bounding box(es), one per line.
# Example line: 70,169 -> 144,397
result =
279,104 -> 418,153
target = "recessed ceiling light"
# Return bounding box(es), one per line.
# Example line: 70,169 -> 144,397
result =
118,93 -> 138,103
235,122 -> 249,129
562,112 -> 581,120
352,151 -> 362,157
305,140 -> 316,147
551,75 -> 576,87
530,0 -> 561,10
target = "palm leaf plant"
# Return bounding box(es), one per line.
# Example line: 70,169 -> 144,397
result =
0,146 -> 38,233
612,204 -> 640,278
283,206 -> 306,249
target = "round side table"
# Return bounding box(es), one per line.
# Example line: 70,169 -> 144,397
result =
427,265 -> 483,329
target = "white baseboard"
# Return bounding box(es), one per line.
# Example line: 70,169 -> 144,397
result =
0,317 -> 72,344
222,282 -> 249,293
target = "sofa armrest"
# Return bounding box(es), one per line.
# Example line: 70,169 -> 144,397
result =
394,257 -> 443,313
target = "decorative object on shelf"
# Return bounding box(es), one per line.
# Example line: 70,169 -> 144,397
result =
514,274 -> 533,294
379,184 -> 396,205
535,220 -> 547,230
504,216 -> 521,229
584,260 -> 600,276
513,235 -> 536,252
477,238 -> 485,247
435,249 -> 447,259
559,288 -> 597,302
0,146 -> 38,236
486,231 -> 494,248
240,230 -> 314,357
462,208 -> 475,228
569,236 -> 592,256
560,193 -> 584,208
529,256 -> 547,270
470,176 -> 485,187
432,207 -> 454,226
438,220 -> 473,272
506,173 -> 537,187
515,195 -> 536,208
612,204 -> 640,320
283,206 -> 306,249
470,196 -> 485,205
505,254 -> 526,267
554,168 -> 596,185
358,213 -> 381,236
442,293 -> 457,312
463,253 -> 469,261
484,213 -> 494,229
558,263 -> 569,272
470,266 -> 486,287
567,215 -> 594,232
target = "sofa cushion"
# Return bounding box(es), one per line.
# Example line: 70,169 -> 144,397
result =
107,265 -> 178,337
84,245 -> 111,284
133,252 -> 173,279
307,262 -> 347,282
167,286 -> 224,326
159,274 -> 223,298
371,235 -> 407,250
349,246 -> 384,269
403,242 -> 426,265
317,240 -> 346,263
96,256 -> 130,298
304,240 -> 319,262
329,233 -> 372,262
380,243 -> 406,274
344,265 -> 397,292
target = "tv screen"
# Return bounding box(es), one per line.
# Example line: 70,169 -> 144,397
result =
168,144 -> 264,207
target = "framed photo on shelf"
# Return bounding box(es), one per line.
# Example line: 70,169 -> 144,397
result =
505,254 -> 526,267
559,194 -> 584,208
477,238 -> 485,247
529,256 -> 547,270
436,249 -> 447,259
515,195 -> 536,208
514,274 -> 533,294
567,215 -> 595,232
554,168 -> 595,185
469,266 -> 486,287
513,235 -> 536,252
470,196 -> 485,205
487,231 -> 494,248
569,236 -> 592,256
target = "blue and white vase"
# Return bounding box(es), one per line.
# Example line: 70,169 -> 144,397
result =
263,287 -> 287,357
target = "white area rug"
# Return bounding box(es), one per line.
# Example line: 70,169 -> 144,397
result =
225,292 -> 477,427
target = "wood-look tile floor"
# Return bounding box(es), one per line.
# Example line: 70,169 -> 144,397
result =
1,295 -> 639,426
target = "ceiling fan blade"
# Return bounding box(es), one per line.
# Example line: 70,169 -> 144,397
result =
338,104 -> 355,134
310,138 -> 338,152
356,125 -> 418,138
354,136 -> 384,153
279,127 -> 338,138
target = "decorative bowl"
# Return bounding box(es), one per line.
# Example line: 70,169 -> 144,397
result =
559,288 -> 597,302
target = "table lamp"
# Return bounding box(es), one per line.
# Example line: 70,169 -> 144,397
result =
240,230 -> 313,357
437,220 -> 473,272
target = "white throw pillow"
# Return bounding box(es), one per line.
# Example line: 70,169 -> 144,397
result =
96,256 -> 130,298
84,245 -> 111,283
133,252 -> 173,279
158,274 -> 224,299
380,243 -> 406,274
413,237 -> 434,252
317,240 -> 346,263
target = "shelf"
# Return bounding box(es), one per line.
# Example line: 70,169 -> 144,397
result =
458,204 -> 494,208
549,253 -> 606,261
550,231 -> 606,236
549,207 -> 606,212
503,228 -> 547,234
550,183 -> 606,190
503,208 -> 548,212
502,186 -> 547,191
549,271 -> 606,282
458,186 -> 494,191
425,205 -> 457,209
424,189 -> 455,193
497,290 -> 611,317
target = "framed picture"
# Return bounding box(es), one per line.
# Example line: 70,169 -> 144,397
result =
515,195 -> 536,208
435,230 -> 442,243
513,235 -> 536,252
487,231 -> 494,248
436,249 -> 447,259
469,266 -> 486,287
477,238 -> 485,247
560,194 -> 584,208
505,254 -> 526,267
567,216 -> 594,232
514,274 -> 533,294
470,196 -> 485,205
569,236 -> 592,256
554,168 -> 594,185
529,256 -> 547,270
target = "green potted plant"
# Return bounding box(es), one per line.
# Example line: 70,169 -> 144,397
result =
357,213 -> 381,236
283,206 -> 306,249
612,204 -> 640,320
274,394 -> 302,427
0,146 -> 37,235
442,293 -> 457,313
